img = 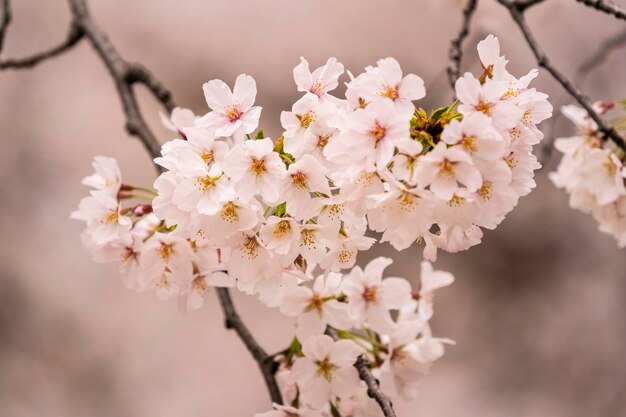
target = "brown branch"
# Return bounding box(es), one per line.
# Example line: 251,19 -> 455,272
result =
67,0 -> 173,165
0,22 -> 84,69
326,327 -> 397,417
575,0 -> 626,21
216,288 -> 283,405
0,0 -> 9,54
515,0 -> 548,11
495,0 -> 626,152
447,0 -> 479,90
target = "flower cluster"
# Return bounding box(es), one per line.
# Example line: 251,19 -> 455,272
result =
550,101 -> 626,246
71,34 -> 552,416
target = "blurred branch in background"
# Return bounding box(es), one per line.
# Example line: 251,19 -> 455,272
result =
449,0 -> 626,160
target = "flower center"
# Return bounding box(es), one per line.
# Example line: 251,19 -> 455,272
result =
220,202 -> 239,223
439,159 -> 456,178
273,220 -> 291,238
370,123 -> 386,142
380,85 -> 399,100
297,112 -> 314,128
250,158 -> 266,176
461,135 -> 478,153
159,242 -> 173,261
362,285 -> 378,302
225,106 -> 242,122
103,210 -> 119,224
317,135 -> 330,150
308,292 -> 324,311
291,171 -> 308,189
201,150 -> 214,164
475,99 -> 493,116
309,82 -> 324,96
316,358 -> 337,381
195,175 -> 217,191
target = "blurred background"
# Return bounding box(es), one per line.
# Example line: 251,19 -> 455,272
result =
1,0 -> 625,416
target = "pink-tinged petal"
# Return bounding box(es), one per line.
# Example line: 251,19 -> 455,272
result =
302,334 -> 334,362
240,106 -> 262,134
455,163 -> 482,191
294,57 -> 313,92
376,57 -> 403,86
365,305 -> 396,334
233,74 -> 258,110
299,375 -> 331,409
296,311 -> 326,341
363,257 -> 393,281
420,261 -> 455,294
381,277 -> 412,309
280,286 -> 312,316
290,357 -> 317,383
329,366 -> 360,399
455,73 -> 481,105
203,79 -> 233,111
399,73 -> 426,101
329,339 -> 362,366
430,176 -> 457,201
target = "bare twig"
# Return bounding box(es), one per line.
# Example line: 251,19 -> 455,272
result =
495,0 -> 626,152
326,327 -> 397,417
575,0 -> 626,21
0,0 -> 9,54
216,288 -> 283,404
575,27 -> 626,85
0,22 -> 84,69
67,0 -> 173,164
447,0 -> 479,90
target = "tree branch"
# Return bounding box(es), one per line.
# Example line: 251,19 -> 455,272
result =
495,0 -> 626,152
575,0 -> 626,21
215,288 -> 283,405
447,0 -> 479,90
326,327 -> 397,417
0,22 -> 84,69
0,0 -> 10,54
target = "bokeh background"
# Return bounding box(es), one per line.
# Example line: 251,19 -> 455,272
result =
1,0 -> 626,416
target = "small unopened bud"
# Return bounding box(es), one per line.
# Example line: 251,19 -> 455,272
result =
592,100 -> 615,115
132,204 -> 153,216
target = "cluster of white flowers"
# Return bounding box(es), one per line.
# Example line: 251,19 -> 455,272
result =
551,101 -> 626,246
72,34 -> 552,416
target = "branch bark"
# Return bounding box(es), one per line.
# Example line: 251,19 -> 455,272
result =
0,0 -> 10,54
447,0 -> 479,90
494,0 -> 626,152
326,327 -> 397,417
216,288 -> 283,405
575,0 -> 626,21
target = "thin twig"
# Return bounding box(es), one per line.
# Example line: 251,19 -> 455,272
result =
0,22 -> 84,69
447,0 -> 479,90
575,27 -> 626,85
67,0 -> 173,165
575,0 -> 626,21
515,0 -> 548,11
495,0 -> 626,152
326,327 -> 397,417
0,0 -> 9,54
216,288 -> 283,404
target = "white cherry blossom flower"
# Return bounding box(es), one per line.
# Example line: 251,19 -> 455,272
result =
290,335 -> 362,408
198,74 -> 262,138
